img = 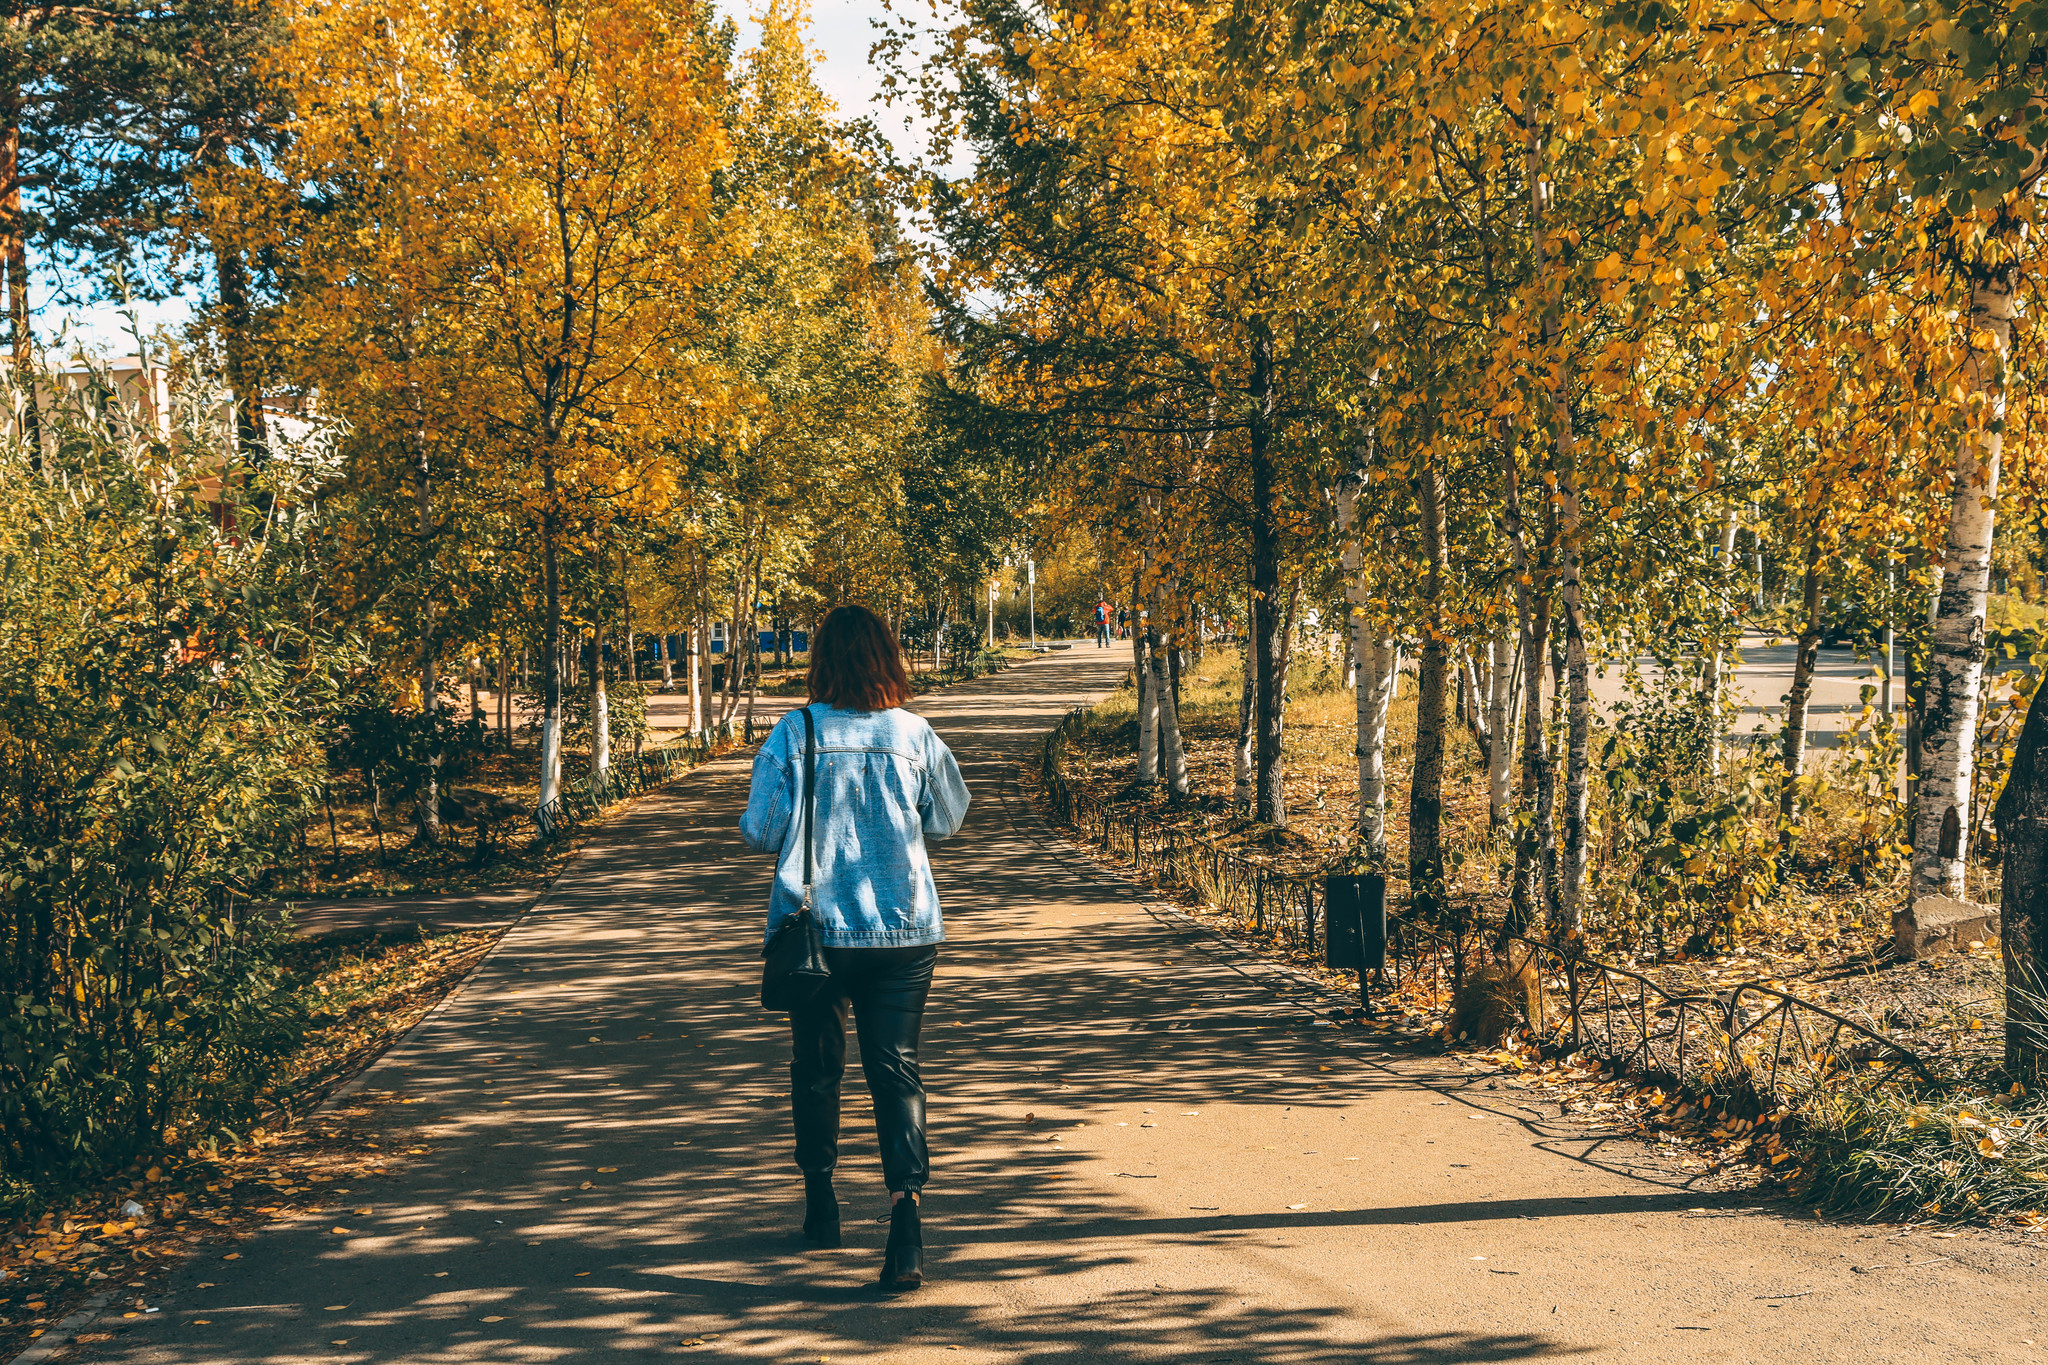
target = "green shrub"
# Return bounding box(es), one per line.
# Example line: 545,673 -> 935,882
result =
0,352 -> 335,1187
562,679 -> 649,753
945,621 -> 982,659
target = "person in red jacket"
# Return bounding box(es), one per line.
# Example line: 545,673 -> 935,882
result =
1094,598 -> 1112,648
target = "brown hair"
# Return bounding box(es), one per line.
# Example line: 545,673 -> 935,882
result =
807,605 -> 914,711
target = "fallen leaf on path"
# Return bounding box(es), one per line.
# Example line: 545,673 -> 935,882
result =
330,1228 -> 352,1235
1286,1204 -> 1307,1210
481,1316 -> 505,1322
578,1182 -> 593,1189
596,1167 -> 618,1173
324,1304 -> 348,1311
221,1253 -> 240,1261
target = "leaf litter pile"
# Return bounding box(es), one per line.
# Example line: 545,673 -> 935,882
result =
1035,648 -> 2048,1228
0,926 -> 497,1359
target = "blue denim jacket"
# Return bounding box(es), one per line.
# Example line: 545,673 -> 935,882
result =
739,703 -> 970,948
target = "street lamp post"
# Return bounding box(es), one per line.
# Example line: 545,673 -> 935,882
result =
988,577 -> 997,648
1027,558 -> 1037,650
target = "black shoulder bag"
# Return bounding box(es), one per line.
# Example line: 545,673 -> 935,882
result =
761,707 -> 831,1010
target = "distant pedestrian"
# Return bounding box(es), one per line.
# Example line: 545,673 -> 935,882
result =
1095,598 -> 1112,648
1117,606 -> 1129,640
740,603 -> 969,1290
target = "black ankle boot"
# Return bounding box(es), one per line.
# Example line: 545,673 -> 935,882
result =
878,1195 -> 923,1289
802,1174 -> 841,1248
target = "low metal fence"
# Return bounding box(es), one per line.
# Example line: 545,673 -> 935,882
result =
1041,708 -> 1329,955
1040,707 -> 1940,1101
1499,934 -> 1935,1095
1101,805 -> 1329,954
535,719 -> 737,840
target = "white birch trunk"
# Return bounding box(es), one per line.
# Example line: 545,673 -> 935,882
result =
745,616 -> 762,739
538,534 -> 565,811
1156,641 -> 1189,794
1137,631 -> 1161,784
417,655 -> 441,843
1559,538 -> 1592,935
689,622 -> 704,733
1459,646 -> 1492,757
539,721 -> 561,803
1487,632 -> 1515,830
1702,506 -> 1740,773
1780,535 -> 1824,845
410,346 -> 442,845
1153,578 -> 1189,795
1133,566 -> 1158,781
590,634 -> 610,777
1529,109 -> 1591,937
721,557 -> 751,723
1233,622 -> 1254,813
1913,269 -> 2015,899
1354,617 -> 1400,860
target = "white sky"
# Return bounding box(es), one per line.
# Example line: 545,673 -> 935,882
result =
43,0 -> 946,353
774,0 -> 945,161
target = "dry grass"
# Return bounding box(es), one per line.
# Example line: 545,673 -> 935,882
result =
267,743 -> 567,900
1061,644 -> 1956,993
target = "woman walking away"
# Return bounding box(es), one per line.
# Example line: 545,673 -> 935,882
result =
740,604 -> 970,1290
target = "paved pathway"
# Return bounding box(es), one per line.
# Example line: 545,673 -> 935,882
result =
73,653 -> 2047,1364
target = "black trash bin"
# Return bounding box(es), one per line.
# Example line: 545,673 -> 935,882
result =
1324,874 -> 1386,1014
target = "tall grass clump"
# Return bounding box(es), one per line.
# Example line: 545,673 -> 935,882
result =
1794,1081 -> 2048,1220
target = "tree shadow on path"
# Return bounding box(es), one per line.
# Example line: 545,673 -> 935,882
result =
76,656 -> 1673,1364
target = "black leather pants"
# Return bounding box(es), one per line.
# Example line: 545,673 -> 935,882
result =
789,945 -> 937,1193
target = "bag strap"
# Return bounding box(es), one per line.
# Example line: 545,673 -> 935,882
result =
799,705 -> 818,909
